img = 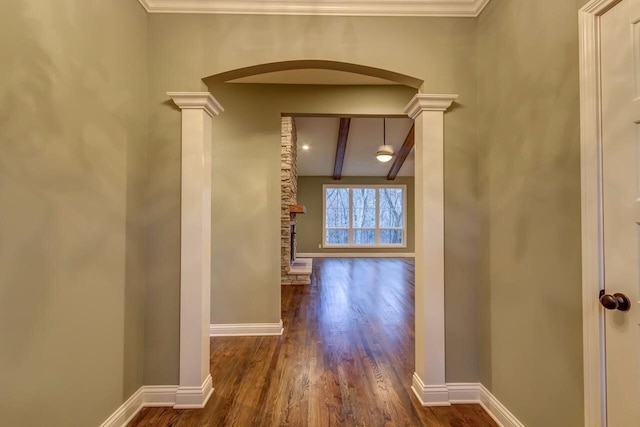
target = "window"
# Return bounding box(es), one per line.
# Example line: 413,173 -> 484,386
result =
323,185 -> 406,247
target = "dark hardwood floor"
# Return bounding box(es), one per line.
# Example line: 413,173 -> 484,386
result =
129,258 -> 496,426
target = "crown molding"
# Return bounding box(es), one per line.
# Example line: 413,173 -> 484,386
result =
138,0 -> 490,17
167,92 -> 224,118
403,94 -> 458,118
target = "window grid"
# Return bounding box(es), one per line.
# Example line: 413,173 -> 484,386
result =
323,185 -> 406,248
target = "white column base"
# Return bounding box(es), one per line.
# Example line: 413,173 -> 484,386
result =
173,374 -> 214,409
411,373 -> 451,407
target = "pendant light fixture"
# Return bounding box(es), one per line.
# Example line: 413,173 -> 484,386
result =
376,118 -> 394,163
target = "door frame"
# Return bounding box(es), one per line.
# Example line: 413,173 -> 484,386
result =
579,0 -> 622,425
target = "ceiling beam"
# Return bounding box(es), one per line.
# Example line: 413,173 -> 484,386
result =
333,118 -> 351,180
387,125 -> 415,180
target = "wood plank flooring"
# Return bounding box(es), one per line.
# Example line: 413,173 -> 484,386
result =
129,258 -> 496,426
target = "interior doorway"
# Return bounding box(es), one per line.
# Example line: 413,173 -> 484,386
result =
168,61 -> 457,408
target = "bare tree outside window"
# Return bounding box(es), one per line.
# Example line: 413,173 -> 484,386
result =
325,188 -> 349,244
379,188 -> 403,244
324,186 -> 405,247
353,188 -> 376,244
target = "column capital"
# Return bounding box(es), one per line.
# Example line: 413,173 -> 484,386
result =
167,92 -> 224,118
403,94 -> 458,119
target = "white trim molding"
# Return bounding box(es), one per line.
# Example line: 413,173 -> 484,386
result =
99,388 -> 144,427
102,382 -> 523,427
296,252 -> 415,258
138,0 -> 491,17
99,385 -> 184,427
166,92 -> 224,118
478,385 -> 525,427
579,1 -> 617,426
448,383 -> 482,404
174,374 -> 214,409
410,380 -> 525,427
403,94 -> 459,118
210,320 -> 284,337
143,385 -> 180,407
412,373 -> 450,406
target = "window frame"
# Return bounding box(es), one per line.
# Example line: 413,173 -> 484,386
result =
322,184 -> 407,248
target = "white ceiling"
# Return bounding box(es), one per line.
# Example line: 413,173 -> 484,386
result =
296,117 -> 414,177
138,0 -> 491,17
229,69 -> 400,86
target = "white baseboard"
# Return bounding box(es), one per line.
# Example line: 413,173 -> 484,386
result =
411,375 -> 525,427
174,374 -> 214,409
411,373 -> 451,406
143,385 -> 179,407
100,377 -> 213,427
448,382 -> 483,404
102,377 -> 521,427
210,320 -> 284,337
479,384 -> 525,427
296,252 -> 415,258
99,388 -> 144,427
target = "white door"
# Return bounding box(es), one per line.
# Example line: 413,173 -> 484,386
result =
601,0 -> 640,424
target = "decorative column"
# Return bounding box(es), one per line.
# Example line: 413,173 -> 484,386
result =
403,94 -> 458,406
167,92 -> 223,408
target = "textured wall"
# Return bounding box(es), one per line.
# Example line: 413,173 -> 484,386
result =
296,176 -> 415,254
477,0 -> 588,425
0,0 -> 148,425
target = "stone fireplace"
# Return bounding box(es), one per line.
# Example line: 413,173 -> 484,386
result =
281,117 -> 311,285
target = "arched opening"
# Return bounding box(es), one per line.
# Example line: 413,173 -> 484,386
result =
167,60 -> 455,410
204,60 -> 424,89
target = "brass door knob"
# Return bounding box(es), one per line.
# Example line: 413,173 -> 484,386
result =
599,290 -> 631,312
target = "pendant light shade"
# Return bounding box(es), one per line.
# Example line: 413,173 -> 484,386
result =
376,118 -> 394,162
376,145 -> 394,162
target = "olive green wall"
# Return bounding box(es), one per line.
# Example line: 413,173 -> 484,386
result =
147,14 -> 480,384
0,0 -> 148,426
296,176 -> 415,254
477,0 -> 587,425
